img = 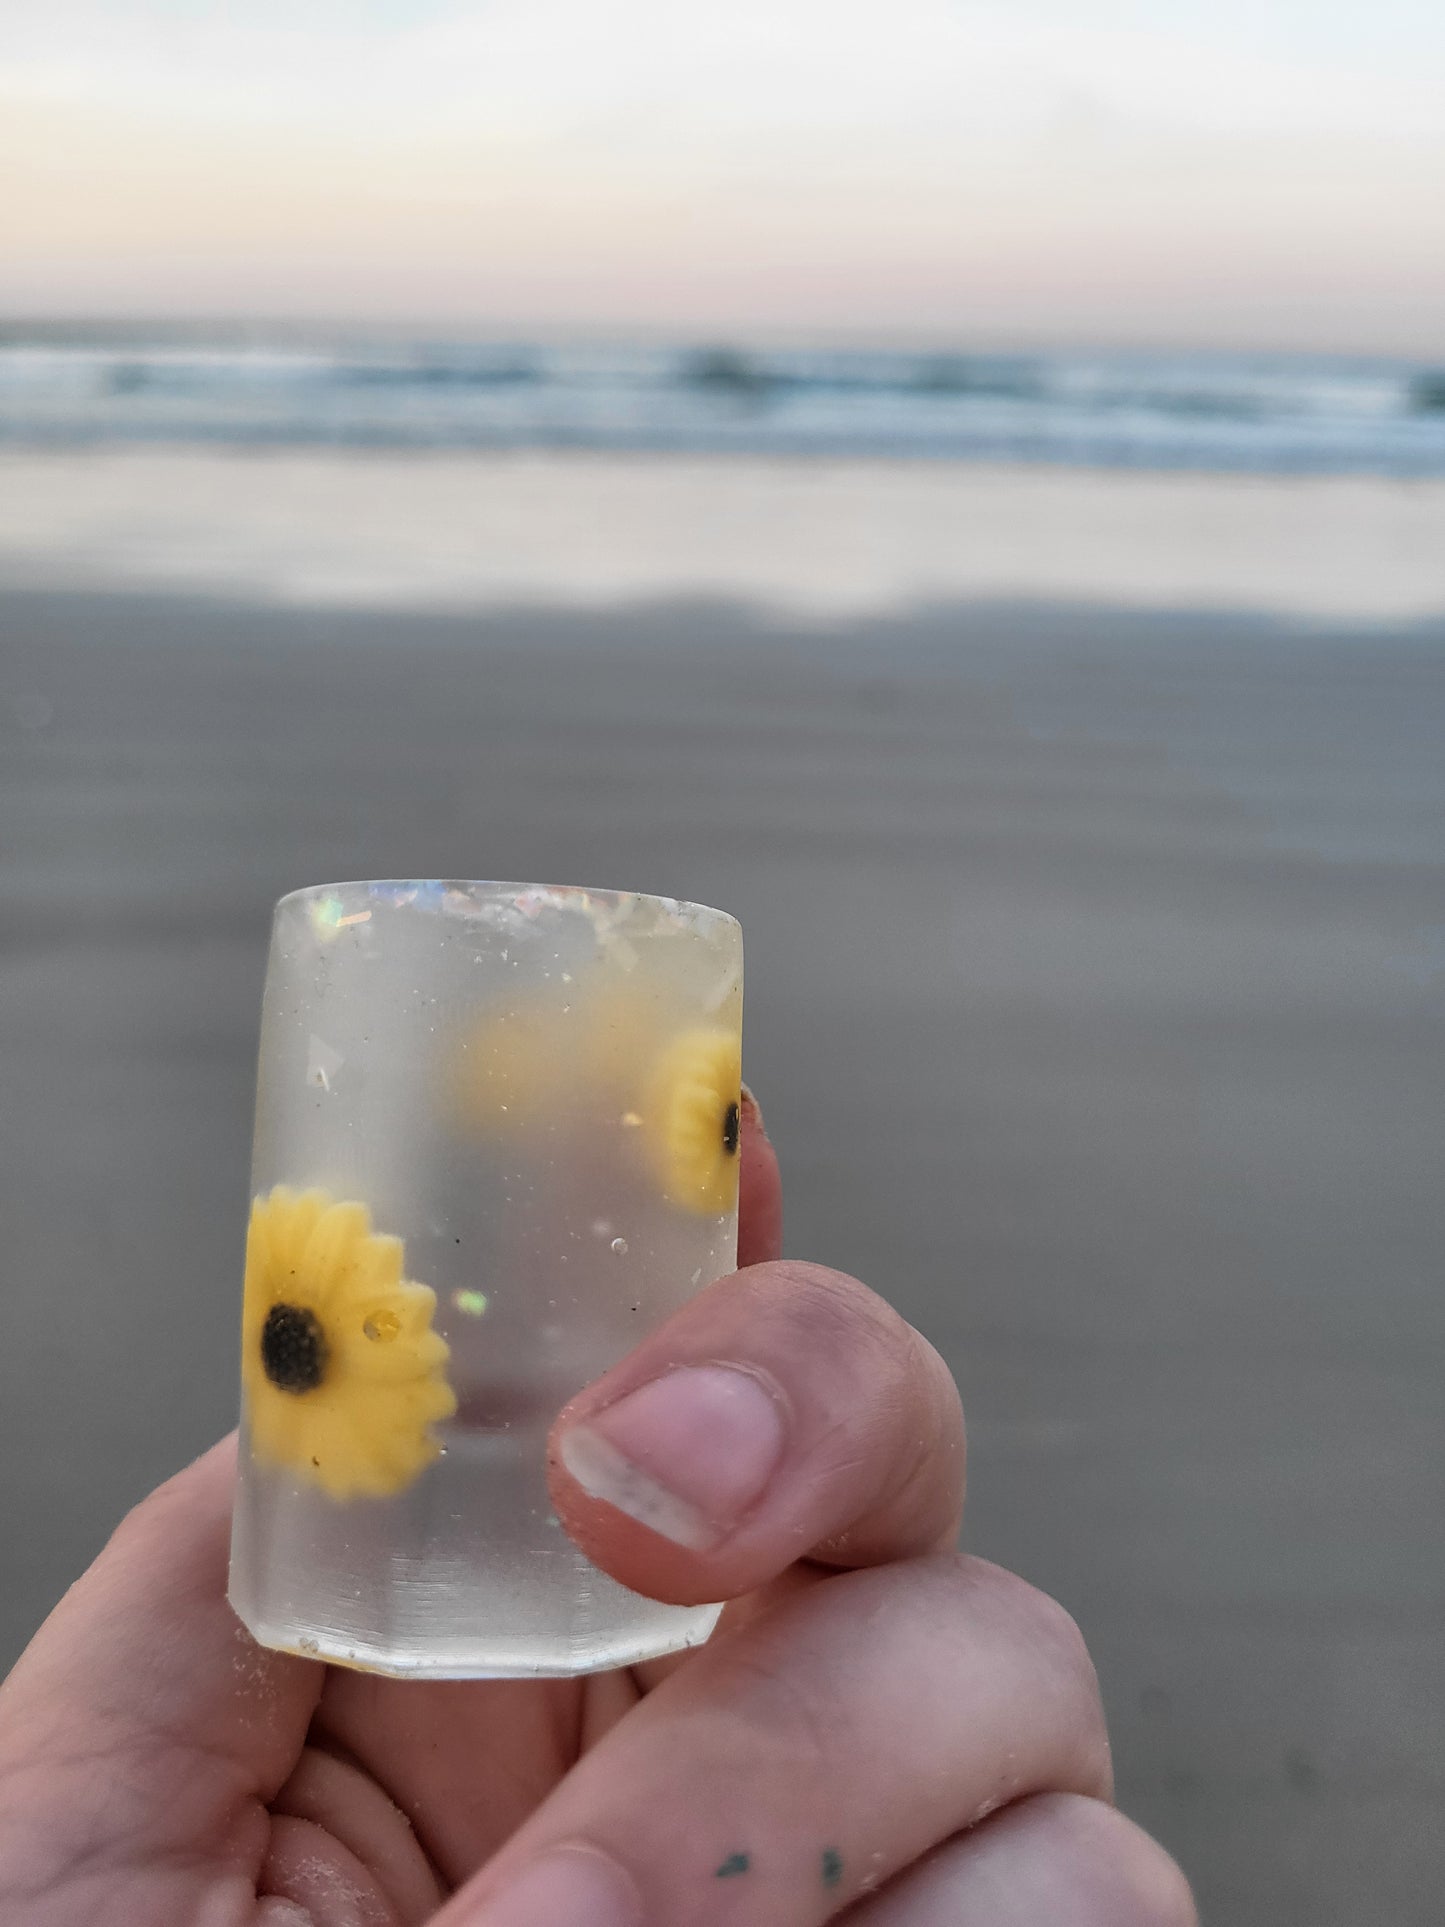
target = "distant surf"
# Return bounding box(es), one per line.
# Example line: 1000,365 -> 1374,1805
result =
2,328 -> 1444,477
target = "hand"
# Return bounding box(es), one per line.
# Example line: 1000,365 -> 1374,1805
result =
0,1097 -> 1194,1925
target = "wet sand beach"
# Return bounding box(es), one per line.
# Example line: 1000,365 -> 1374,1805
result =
2,477 -> 1443,1921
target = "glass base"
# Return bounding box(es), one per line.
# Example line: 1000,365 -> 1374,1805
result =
229,1423 -> 723,1680
229,1597 -> 723,1679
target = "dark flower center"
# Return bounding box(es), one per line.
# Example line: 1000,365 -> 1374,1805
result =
722,1100 -> 741,1157
261,1303 -> 329,1394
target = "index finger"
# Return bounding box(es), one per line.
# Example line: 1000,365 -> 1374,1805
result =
735,1086 -> 783,1270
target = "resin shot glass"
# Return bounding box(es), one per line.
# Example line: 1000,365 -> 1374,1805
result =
228,880 -> 743,1677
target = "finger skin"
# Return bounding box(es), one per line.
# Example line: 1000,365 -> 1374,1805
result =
549,1260 -> 965,1607
0,1440 -> 317,1850
435,1555 -> 1111,1927
0,1438 -> 323,1922
736,1088 -> 783,1269
844,1793 -> 1197,1925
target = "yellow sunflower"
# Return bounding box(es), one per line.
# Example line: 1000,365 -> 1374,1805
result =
453,980 -> 655,1137
241,1186 -> 455,1501
642,1027 -> 743,1214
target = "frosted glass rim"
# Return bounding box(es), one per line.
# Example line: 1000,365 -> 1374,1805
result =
274,878 -> 739,930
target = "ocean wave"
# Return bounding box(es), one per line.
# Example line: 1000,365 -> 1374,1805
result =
1,332 -> 1443,476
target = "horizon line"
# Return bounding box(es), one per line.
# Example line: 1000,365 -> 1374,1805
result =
1,314 -> 1440,370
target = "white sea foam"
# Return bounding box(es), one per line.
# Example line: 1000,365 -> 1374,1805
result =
1,447 -> 1443,621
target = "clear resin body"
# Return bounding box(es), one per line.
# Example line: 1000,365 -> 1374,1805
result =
228,881 -> 742,1677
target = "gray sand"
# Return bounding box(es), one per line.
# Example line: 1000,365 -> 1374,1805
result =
2,589 -> 1442,1922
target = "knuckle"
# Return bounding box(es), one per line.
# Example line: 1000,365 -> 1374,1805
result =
942,1560 -> 1111,1793
1027,1584 -> 1096,1689
917,1794 -> 1196,1926
973,1560 -> 1098,1693
1056,1797 -> 1199,1925
1132,1838 -> 1200,1926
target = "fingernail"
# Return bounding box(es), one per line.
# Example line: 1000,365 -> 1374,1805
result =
740,1081 -> 766,1134
558,1364 -> 787,1550
461,1846 -> 640,1926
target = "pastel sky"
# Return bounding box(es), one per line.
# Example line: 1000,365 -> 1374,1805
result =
3,0 -> 1443,352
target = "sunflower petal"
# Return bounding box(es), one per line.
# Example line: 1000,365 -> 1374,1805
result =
359,1233 -> 405,1295
269,1188 -> 328,1263
300,1201 -> 371,1308
642,1027 -> 743,1213
334,1323 -> 451,1386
